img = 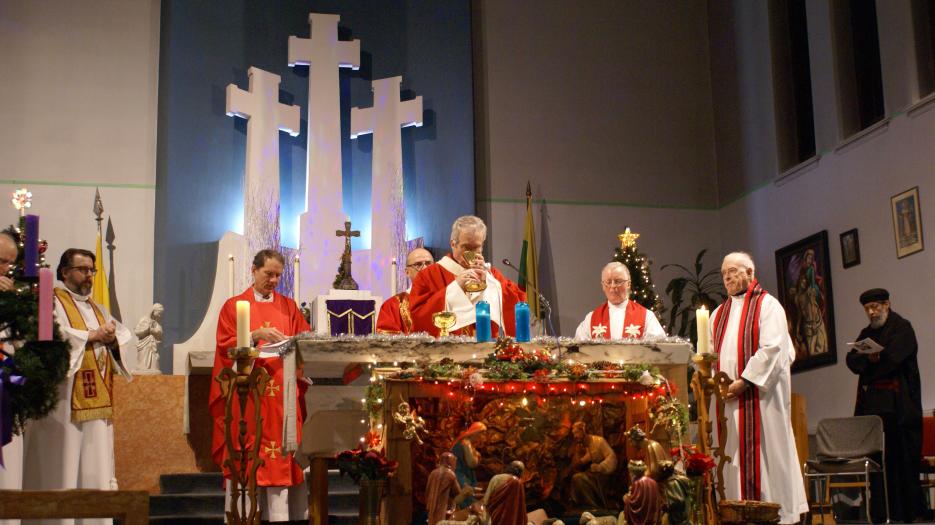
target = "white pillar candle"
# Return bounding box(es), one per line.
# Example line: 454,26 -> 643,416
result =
390,257 -> 397,296
228,254 -> 235,297
695,305 -> 710,353
236,300 -> 251,348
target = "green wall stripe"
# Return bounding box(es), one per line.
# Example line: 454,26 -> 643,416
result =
479,196 -> 718,211
0,179 -> 156,190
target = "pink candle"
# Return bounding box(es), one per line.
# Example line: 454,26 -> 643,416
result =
38,267 -> 53,340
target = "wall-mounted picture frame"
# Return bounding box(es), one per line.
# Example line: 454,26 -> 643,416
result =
839,228 -> 860,269
891,186 -> 924,258
775,231 -> 837,373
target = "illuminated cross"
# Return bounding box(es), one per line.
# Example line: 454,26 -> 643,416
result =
289,13 -> 361,297
226,67 -> 300,257
350,76 -> 423,299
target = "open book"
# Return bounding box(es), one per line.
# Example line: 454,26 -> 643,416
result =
846,338 -> 883,354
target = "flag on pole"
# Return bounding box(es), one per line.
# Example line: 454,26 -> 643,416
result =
92,189 -> 110,311
93,229 -> 110,311
518,182 -> 540,318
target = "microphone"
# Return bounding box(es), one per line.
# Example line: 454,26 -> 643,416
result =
501,258 -> 555,337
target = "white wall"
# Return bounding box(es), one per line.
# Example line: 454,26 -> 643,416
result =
0,0 -> 161,371
709,0 -> 935,429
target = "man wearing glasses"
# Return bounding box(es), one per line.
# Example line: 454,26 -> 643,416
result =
376,247 -> 434,334
25,248 -> 131,523
574,262 -> 665,340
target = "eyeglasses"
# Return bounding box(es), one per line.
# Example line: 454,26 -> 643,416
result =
406,261 -> 433,269
69,266 -> 98,276
601,279 -> 629,287
0,257 -> 15,266
721,267 -> 741,278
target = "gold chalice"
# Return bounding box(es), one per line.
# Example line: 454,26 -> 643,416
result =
462,251 -> 487,292
432,311 -> 457,337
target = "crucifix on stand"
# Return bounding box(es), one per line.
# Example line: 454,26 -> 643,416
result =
334,219 -> 360,290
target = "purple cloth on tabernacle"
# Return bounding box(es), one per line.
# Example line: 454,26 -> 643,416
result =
325,299 -> 376,336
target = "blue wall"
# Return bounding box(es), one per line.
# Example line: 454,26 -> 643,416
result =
154,0 -> 474,369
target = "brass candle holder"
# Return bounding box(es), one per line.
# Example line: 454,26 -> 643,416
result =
216,346 -> 269,525
690,352 -> 732,525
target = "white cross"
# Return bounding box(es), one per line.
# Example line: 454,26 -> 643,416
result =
289,13 -> 360,298
225,67 -> 300,257
350,77 -> 423,300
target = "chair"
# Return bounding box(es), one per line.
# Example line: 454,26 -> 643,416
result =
804,415 -> 889,524
921,415 -> 935,512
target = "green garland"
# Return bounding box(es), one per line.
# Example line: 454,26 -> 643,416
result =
1,221 -> 71,434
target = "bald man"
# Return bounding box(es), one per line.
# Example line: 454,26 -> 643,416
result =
376,248 -> 434,334
0,231 -> 17,292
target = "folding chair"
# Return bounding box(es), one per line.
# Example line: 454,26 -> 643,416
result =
804,415 -> 889,524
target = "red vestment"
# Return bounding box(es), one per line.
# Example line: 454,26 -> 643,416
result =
409,255 -> 526,337
208,288 -> 310,487
590,301 -> 648,339
487,475 -> 527,525
376,291 -> 413,334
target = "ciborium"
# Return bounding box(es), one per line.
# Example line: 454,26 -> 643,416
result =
432,311 -> 457,337
462,251 -> 487,292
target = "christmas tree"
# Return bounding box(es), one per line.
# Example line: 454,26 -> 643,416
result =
612,227 -> 664,317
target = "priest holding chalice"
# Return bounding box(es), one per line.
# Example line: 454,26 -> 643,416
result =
410,215 -> 526,337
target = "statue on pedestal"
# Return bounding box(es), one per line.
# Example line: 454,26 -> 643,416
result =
134,303 -> 164,374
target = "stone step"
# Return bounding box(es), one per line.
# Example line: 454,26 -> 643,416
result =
160,472 -> 225,495
150,493 -> 225,517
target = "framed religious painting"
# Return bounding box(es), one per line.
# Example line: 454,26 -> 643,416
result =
891,186 -> 924,258
839,228 -> 860,268
775,231 -> 837,373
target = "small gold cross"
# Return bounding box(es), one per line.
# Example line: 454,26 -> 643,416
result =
265,380 -> 280,397
263,440 -> 280,460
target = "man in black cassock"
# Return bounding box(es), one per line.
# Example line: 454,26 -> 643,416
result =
846,288 -> 923,523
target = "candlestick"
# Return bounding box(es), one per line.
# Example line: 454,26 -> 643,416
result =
38,268 -> 53,340
236,300 -> 250,347
390,257 -> 397,296
24,214 -> 39,278
695,305 -> 710,353
293,255 -> 300,301
227,254 -> 235,297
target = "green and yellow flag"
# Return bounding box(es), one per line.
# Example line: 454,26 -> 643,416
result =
518,182 -> 540,318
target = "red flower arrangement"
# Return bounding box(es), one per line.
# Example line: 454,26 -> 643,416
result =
336,445 -> 399,484
684,452 -> 716,477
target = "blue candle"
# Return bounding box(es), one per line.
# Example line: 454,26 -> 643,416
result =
515,302 -> 531,342
475,301 -> 491,342
24,214 -> 39,278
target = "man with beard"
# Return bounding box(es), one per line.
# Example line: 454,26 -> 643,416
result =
846,288 -> 923,523
708,252 -> 807,525
25,248 -> 132,525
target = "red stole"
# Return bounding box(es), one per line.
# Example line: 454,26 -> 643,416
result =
376,291 -> 413,334
208,288 -> 310,487
712,280 -> 767,501
589,300 -> 647,339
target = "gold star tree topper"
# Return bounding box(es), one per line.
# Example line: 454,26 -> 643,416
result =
618,227 -> 640,249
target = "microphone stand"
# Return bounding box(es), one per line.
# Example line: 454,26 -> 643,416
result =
501,258 -> 556,339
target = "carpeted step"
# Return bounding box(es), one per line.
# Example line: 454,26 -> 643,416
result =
149,516 -> 225,525
160,472 -> 225,495
328,510 -> 359,525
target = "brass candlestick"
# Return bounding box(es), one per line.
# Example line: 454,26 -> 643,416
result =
216,346 -> 269,525
432,311 -> 456,337
690,352 -> 731,525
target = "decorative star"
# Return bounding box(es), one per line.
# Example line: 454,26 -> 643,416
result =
591,324 -> 608,338
265,379 -> 280,397
617,227 -> 640,249
263,440 -> 280,460
11,188 -> 32,216
625,324 -> 643,338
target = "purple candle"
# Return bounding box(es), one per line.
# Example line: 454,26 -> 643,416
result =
38,268 -> 53,341
24,214 -> 39,278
